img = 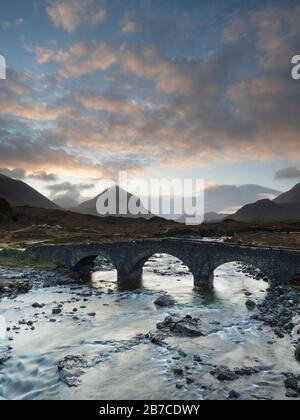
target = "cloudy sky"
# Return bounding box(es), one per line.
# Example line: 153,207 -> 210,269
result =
0,0 -> 300,208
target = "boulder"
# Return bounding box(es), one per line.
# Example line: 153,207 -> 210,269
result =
154,294 -> 175,307
228,390 -> 241,400
58,355 -> 88,387
52,308 -> 61,315
245,300 -> 256,310
284,374 -> 298,390
211,367 -> 238,381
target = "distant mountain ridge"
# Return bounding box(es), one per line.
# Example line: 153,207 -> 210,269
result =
0,174 -> 59,210
229,184 -> 300,222
1,172 -> 299,224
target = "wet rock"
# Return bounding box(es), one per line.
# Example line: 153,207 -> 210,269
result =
0,353 -> 10,365
175,322 -> 204,337
87,312 -> 96,317
156,315 -> 204,338
211,367 -> 238,381
211,366 -> 260,381
58,355 -> 88,387
154,294 -> 175,307
286,389 -> 299,399
52,308 -> 61,315
149,335 -> 164,346
0,277 -> 31,299
178,350 -> 187,358
256,286 -> 300,339
228,390 -> 240,400
32,303 -> 44,309
245,300 -> 256,310
15,281 -> 31,294
174,368 -> 184,376
234,367 -> 260,376
284,374 -> 298,391
274,328 -> 285,339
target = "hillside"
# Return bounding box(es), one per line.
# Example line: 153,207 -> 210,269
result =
229,199 -> 300,222
0,198 -> 13,222
273,183 -> 300,204
0,174 -> 59,210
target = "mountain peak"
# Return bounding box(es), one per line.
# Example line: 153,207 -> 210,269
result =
73,185 -> 153,219
273,183 -> 300,204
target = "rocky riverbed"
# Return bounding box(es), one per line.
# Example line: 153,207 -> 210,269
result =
0,256 -> 299,400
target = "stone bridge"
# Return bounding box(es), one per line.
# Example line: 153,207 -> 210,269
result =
24,238 -> 300,290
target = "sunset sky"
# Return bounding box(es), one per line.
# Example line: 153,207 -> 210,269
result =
0,0 -> 300,208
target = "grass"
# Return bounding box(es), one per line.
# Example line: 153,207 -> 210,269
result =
0,253 -> 64,270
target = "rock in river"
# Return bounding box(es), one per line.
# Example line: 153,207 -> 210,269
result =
228,390 -> 241,400
284,374 -> 298,391
154,294 -> 175,307
52,308 -> 62,315
0,353 -> 10,366
58,355 -> 89,387
211,366 -> 260,381
156,315 -> 204,337
245,300 -> 256,310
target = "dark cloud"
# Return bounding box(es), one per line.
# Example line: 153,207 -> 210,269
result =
275,167 -> 300,180
0,167 -> 26,179
46,182 -> 94,208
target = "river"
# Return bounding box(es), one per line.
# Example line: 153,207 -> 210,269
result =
0,254 -> 299,400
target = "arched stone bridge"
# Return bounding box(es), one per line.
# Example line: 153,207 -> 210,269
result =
24,238 -> 300,290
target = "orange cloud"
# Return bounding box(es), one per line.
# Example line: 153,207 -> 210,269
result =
47,0 -> 106,32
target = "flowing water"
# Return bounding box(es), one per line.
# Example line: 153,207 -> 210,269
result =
0,254 -> 299,400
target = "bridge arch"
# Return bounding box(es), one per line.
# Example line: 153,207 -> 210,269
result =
194,255 -> 272,289
130,251 -> 193,277
72,251 -> 118,283
214,257 -> 272,282
116,246 -> 200,290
